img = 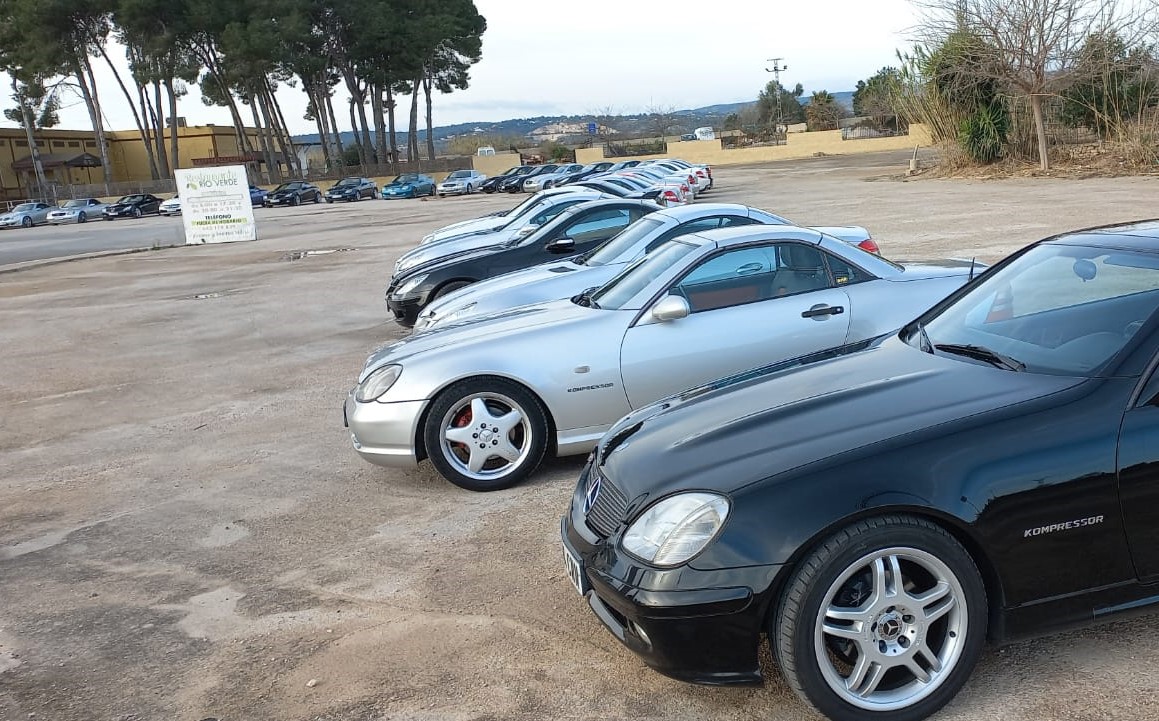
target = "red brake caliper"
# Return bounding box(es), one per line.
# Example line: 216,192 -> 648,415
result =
450,406 -> 472,453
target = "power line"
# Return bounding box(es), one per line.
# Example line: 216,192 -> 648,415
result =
765,58 -> 788,132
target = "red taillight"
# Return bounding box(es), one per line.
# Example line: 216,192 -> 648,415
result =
858,238 -> 880,254
662,190 -> 679,203
696,169 -> 705,178
681,184 -> 690,193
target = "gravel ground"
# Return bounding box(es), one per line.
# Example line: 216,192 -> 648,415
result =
2,149 -> 1158,721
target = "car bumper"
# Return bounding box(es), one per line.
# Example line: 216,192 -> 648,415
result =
560,461 -> 776,686
385,292 -> 426,326
343,390 -> 427,468
0,220 -> 21,228
326,194 -> 355,201
438,185 -> 467,195
382,190 -> 414,199
264,197 -> 294,206
47,216 -> 77,224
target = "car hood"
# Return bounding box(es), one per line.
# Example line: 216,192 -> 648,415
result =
423,261 -> 585,312
328,187 -> 358,193
361,298 -> 604,379
395,232 -> 518,277
597,334 -> 1082,502
426,215 -> 508,242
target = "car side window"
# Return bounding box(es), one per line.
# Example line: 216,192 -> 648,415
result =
644,216 -> 745,253
669,246 -> 779,313
531,200 -> 584,225
771,244 -> 836,297
561,208 -> 633,242
824,251 -> 873,286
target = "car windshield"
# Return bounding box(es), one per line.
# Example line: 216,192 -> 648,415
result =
12,203 -> 36,211
583,217 -> 665,266
272,184 -> 299,192
62,199 -> 92,208
334,179 -> 358,187
589,239 -> 701,310
118,195 -> 145,203
447,171 -> 472,179
393,175 -> 419,183
502,194 -> 556,225
918,243 -> 1159,375
512,166 -> 536,176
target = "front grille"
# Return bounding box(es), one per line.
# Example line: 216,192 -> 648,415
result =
585,466 -> 628,538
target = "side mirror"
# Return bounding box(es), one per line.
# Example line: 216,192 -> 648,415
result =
651,294 -> 690,322
546,237 -> 576,253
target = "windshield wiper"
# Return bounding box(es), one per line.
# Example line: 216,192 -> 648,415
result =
934,343 -> 1025,371
572,287 -> 600,309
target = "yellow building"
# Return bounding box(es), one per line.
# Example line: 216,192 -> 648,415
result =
0,125 -> 282,201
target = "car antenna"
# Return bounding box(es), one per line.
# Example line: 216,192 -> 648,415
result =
968,256 -> 977,282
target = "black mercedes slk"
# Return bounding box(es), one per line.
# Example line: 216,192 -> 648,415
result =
561,220 -> 1159,721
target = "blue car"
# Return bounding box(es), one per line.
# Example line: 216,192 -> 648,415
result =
249,186 -> 268,206
381,173 -> 437,199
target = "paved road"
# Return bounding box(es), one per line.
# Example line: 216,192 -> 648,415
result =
0,215 -> 190,266
4,151 -> 1159,721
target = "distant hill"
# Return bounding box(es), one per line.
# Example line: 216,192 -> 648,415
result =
291,95 -> 853,150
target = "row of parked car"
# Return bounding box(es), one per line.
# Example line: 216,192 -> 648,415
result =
342,158 -> 1159,721
0,171 -> 502,230
478,159 -> 713,207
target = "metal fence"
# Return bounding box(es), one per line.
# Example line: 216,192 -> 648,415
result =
302,156 -> 471,181
52,179 -> 178,201
841,126 -> 909,141
721,126 -> 787,149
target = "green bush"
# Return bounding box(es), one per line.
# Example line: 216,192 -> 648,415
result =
959,103 -> 1009,163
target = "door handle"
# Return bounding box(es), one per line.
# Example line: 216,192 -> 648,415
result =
736,262 -> 764,275
801,304 -> 845,319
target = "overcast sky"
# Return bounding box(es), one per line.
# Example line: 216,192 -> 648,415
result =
3,0 -> 921,136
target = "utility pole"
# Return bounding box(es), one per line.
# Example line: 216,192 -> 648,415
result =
765,58 -> 788,135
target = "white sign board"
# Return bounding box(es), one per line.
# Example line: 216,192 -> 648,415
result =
175,165 -> 257,245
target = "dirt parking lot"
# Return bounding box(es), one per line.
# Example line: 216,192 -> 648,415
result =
2,150 -> 1158,721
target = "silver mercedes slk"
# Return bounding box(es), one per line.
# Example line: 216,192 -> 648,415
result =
344,225 -> 984,492
413,203 -> 876,331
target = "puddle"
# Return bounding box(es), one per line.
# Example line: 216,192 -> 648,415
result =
282,248 -> 357,261
189,289 -> 246,300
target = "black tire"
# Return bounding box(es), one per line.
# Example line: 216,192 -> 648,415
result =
313,191 -> 322,203
326,198 -> 333,204
433,280 -> 471,300
466,183 -> 474,194
21,216 -> 31,228
423,377 -> 549,491
78,212 -> 87,223
774,515 -> 987,721
428,185 -> 436,197
291,195 -> 300,207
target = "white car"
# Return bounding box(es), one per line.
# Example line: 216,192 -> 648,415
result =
418,187 -> 610,246
0,201 -> 53,229
523,164 -> 585,193
414,203 -> 877,331
395,190 -> 620,279
437,170 -> 487,196
159,196 -> 182,216
47,198 -> 108,224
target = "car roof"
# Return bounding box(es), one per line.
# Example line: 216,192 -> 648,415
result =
1047,219 -> 1159,252
653,202 -> 757,221
683,224 -> 826,248
556,198 -> 659,215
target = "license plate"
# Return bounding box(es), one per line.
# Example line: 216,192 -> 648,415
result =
563,543 -> 588,596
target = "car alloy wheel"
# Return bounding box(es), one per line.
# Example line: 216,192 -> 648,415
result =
467,184 -> 474,194
428,186 -> 436,197
291,195 -> 300,206
774,515 -> 986,721
21,216 -> 31,227
78,212 -> 86,223
424,378 -> 549,492
133,207 -> 142,218
314,192 -> 322,203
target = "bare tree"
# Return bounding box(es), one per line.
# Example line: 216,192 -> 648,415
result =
911,0 -> 1153,169
645,103 -> 680,139
589,104 -> 621,138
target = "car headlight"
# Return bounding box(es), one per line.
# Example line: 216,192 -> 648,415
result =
621,492 -> 730,567
355,364 -> 403,402
394,273 -> 428,297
